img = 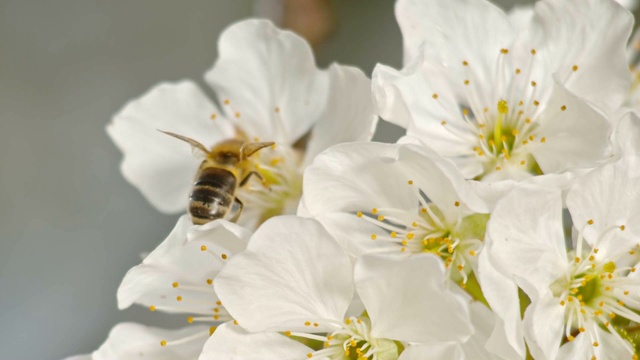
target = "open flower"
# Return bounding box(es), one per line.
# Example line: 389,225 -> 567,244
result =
302,141 -> 489,285
484,154 -> 640,359
207,216 -> 475,359
108,19 -> 377,229
374,0 -> 631,181
74,215 -> 251,359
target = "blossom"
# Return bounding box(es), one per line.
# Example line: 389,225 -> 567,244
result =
374,0 -> 632,181
72,215 -> 251,359
302,141 -> 489,284
107,19 -> 377,229
206,216 -> 475,359
484,155 -> 640,359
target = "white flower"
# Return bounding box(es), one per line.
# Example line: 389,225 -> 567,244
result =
302,141 -> 489,284
65,323 -> 210,360
207,216 -> 474,359
107,19 -> 377,229
375,0 -> 632,181
484,155 -> 640,359
75,215 -> 251,359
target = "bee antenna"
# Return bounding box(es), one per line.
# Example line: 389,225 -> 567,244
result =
157,130 -> 209,154
240,142 -> 274,160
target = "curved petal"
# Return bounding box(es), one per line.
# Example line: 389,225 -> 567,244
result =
557,324 -> 633,359
117,215 -> 250,313
214,216 -> 353,333
514,0 -> 633,115
522,296 -> 565,360
477,250 -> 526,360
566,156 -> 640,255
204,19 -> 329,144
395,0 -> 514,73
396,144 -> 489,223
486,184 -> 567,300
302,142 -> 415,216
199,322 -> 312,360
371,61 -> 419,129
92,323 -> 209,360
107,80 -> 235,214
613,110 -> 640,159
532,82 -> 611,174
302,64 -> 378,165
355,254 -> 473,343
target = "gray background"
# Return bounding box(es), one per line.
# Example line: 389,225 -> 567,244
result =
0,0 -> 530,359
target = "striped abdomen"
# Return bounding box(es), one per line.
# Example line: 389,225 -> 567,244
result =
189,166 -> 237,225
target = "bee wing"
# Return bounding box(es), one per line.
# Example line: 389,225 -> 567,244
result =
158,130 -> 209,159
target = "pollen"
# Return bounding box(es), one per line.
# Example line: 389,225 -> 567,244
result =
206,278 -> 213,285
500,48 -> 509,54
407,179 -> 413,185
371,234 -> 377,240
377,215 -> 385,221
540,137 -> 546,143
588,219 -> 594,225
463,60 -> 469,66
572,65 -> 579,72
371,208 -> 378,214
561,105 -> 566,111
210,113 -> 217,119
432,93 -> 439,99
531,81 -> 537,87
567,335 -> 575,342
357,211 -> 363,218
533,100 -> 540,106
149,305 -> 156,312
176,295 -> 182,301
497,100 -> 509,114
221,253 -> 228,260
515,68 -> 521,74
172,282 -> 179,288
187,316 -> 194,323
224,99 -> 230,105
390,231 -> 397,238
531,49 -> 537,55
305,321 -> 311,326
441,120 -> 447,126
160,340 -> 167,346
620,225 -> 626,231
454,201 -> 460,207
274,106 -> 280,113
234,112 -> 241,118
464,79 -> 470,85
200,245 -> 207,251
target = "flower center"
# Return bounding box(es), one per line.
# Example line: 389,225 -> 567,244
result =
237,143 -> 303,224
293,317 -> 398,360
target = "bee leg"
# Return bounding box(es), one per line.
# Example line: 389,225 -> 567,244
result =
226,198 -> 244,223
240,171 -> 270,190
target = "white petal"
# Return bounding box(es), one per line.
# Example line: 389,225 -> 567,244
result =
93,323 -> 208,360
515,0 -> 632,115
199,322 -> 312,360
302,64 -> 378,165
486,184 -> 567,299
107,80 -> 235,214
557,325 -> 633,360
371,62 -> 418,129
507,6 -> 534,33
214,216 -> 353,333
566,156 -> 640,255
477,250 -> 526,360
532,82 -> 611,174
117,215 -> 249,313
522,296 -> 564,360
396,144 -> 489,223
63,355 -> 92,360
204,19 -> 329,144
302,142 -> 415,216
395,0 -> 514,70
613,110 -> 640,159
355,254 -> 473,343
399,344 -> 463,360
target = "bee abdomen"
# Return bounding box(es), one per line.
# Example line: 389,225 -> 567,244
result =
189,167 -> 237,225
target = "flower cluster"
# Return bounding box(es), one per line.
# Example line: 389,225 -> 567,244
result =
68,0 -> 640,359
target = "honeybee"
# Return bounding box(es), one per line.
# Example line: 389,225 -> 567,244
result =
160,131 -> 273,225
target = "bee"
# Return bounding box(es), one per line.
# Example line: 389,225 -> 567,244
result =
160,131 -> 273,225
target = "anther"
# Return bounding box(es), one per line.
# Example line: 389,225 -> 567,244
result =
561,105 -> 566,111
531,81 -> 537,87
454,201 -> 460,207
432,93 -> 439,99
572,65 -> 578,72
588,219 -> 594,225
500,48 -> 509,54
515,68 -> 521,74
160,340 -> 167,346
172,282 -> 179,288
531,49 -> 537,55
408,180 -> 413,185
463,60 -> 469,66
224,99 -> 230,105
210,113 -> 217,120
497,100 -> 509,114
200,245 -> 207,251
464,79 -> 470,85
149,305 -> 156,312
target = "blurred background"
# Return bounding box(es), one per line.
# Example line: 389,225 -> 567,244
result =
0,0 -> 542,358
